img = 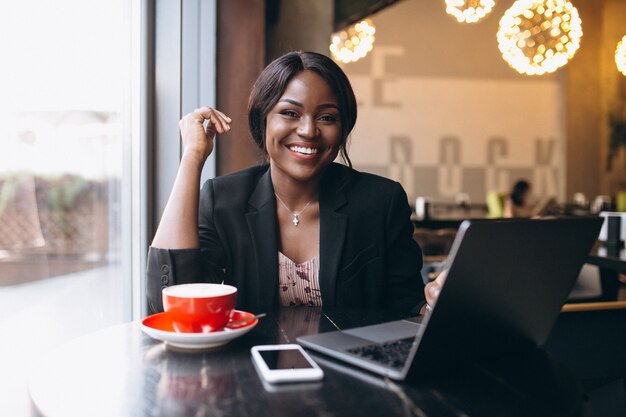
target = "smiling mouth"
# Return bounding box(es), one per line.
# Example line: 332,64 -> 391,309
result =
288,145 -> 319,155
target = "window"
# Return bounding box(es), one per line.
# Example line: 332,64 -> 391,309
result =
0,1 -> 134,415
0,1 -> 218,413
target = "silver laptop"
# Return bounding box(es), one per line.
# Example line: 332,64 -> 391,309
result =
297,217 -> 602,380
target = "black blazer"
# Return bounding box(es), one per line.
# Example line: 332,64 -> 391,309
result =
147,163 -> 424,314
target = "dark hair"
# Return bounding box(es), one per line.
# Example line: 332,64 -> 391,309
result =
510,180 -> 531,206
248,51 -> 357,167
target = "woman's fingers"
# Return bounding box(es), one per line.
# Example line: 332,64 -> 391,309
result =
192,107 -> 231,134
427,282 -> 441,303
424,282 -> 438,307
425,269 -> 448,307
436,268 -> 448,285
214,108 -> 232,123
178,107 -> 231,161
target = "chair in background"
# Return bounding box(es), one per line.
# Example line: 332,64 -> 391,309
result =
617,191 -> 626,212
413,227 -> 457,284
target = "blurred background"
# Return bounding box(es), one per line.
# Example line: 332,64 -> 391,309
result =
1,1 -> 625,415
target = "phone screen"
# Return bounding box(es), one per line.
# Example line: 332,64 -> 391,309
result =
259,348 -> 314,370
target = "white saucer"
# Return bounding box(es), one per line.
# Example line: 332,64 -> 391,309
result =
140,310 -> 259,350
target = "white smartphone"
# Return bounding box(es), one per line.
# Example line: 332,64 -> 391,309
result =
250,344 -> 324,384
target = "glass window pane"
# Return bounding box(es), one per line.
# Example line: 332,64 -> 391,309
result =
0,1 -> 133,415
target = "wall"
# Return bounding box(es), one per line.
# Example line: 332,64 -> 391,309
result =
266,0 -> 626,205
266,0 -> 334,61
216,0 -> 266,175
343,0 -> 566,204
565,1 -> 602,201
599,0 -> 626,195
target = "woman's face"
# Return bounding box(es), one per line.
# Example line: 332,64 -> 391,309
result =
265,70 -> 342,185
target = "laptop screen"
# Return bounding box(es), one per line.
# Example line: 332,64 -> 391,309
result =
411,217 -> 603,367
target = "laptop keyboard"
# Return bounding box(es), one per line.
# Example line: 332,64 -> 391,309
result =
346,337 -> 415,369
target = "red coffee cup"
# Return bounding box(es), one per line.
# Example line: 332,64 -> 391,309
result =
162,283 -> 237,333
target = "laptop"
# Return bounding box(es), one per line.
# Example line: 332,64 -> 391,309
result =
297,217 -> 602,380
533,196 -> 558,216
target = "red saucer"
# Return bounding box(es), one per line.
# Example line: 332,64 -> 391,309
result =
140,310 -> 259,349
142,310 -> 258,334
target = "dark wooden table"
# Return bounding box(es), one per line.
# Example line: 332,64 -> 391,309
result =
28,306 -> 623,417
544,307 -> 626,417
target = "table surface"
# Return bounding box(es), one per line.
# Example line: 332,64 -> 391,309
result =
28,306 -> 626,417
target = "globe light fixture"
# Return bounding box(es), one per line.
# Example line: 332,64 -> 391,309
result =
445,0 -> 496,24
330,19 -> 376,64
616,36 -> 626,76
497,0 -> 583,75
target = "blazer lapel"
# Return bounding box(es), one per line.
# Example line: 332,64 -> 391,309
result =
245,169 -> 279,307
319,165 -> 349,306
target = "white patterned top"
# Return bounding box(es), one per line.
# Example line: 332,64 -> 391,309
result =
278,251 -> 322,306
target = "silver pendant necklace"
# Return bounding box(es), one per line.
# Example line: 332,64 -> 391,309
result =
274,193 -> 313,227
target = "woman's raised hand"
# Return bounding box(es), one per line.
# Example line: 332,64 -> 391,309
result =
152,107 -> 231,249
179,107 -> 231,164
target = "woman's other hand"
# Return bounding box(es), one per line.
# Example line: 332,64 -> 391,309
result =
179,107 -> 231,164
424,269 -> 448,309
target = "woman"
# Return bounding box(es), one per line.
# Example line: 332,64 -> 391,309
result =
504,179 -> 533,218
147,51 -> 433,315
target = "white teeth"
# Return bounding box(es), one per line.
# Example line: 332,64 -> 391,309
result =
289,145 -> 319,155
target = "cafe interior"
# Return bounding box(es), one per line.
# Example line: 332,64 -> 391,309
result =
2,0 -> 626,416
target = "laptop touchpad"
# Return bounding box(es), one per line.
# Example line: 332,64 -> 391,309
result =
344,320 -> 422,344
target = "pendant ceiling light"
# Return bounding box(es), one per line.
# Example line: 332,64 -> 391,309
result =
330,19 -> 376,64
445,0 -> 496,24
616,36 -> 626,76
497,0 -> 582,75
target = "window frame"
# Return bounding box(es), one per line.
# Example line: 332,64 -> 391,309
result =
136,0 -> 216,319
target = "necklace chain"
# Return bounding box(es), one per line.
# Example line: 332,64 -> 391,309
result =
274,193 -> 313,227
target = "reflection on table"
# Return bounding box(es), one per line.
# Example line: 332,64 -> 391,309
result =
28,306 -> 626,417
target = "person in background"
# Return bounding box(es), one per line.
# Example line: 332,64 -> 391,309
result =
504,179 -> 533,218
147,51 -> 433,316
